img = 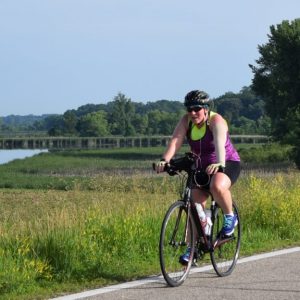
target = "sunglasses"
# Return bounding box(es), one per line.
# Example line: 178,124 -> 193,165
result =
186,106 -> 203,113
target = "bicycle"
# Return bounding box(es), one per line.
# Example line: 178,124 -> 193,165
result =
156,153 -> 241,287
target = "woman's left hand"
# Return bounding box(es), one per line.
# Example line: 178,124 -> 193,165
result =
206,163 -> 225,174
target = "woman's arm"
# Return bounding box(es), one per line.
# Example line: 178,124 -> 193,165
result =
162,114 -> 189,162
206,113 -> 228,174
155,114 -> 188,173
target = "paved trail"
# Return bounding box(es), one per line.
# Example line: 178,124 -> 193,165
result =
53,247 -> 300,300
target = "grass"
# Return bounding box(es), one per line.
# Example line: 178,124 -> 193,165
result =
0,179 -> 174,299
0,147 -> 170,190
0,144 -> 293,190
233,172 -> 300,254
0,146 -> 299,299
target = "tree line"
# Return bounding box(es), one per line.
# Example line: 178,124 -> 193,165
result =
0,86 -> 269,137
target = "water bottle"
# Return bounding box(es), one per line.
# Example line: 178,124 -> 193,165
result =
205,209 -> 212,236
195,203 -> 211,236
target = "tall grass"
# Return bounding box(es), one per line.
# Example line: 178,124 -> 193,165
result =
0,144 -> 293,190
0,174 -> 178,299
233,172 -> 300,253
0,148 -> 168,190
0,146 -> 299,299
0,171 -> 299,299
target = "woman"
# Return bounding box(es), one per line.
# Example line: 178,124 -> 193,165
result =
155,90 -> 241,264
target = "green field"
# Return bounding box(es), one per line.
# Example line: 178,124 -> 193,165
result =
0,144 -> 293,190
0,146 -> 299,299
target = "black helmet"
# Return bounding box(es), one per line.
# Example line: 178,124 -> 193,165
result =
184,90 -> 210,107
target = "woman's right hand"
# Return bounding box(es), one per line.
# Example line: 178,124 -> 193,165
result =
155,160 -> 167,173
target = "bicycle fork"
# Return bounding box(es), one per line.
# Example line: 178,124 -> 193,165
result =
169,206 -> 189,248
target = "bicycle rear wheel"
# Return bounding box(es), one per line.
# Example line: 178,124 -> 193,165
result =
159,201 -> 195,287
210,201 -> 241,276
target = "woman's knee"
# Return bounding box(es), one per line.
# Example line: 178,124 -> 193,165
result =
210,183 -> 225,196
210,173 -> 231,189
210,176 -> 231,196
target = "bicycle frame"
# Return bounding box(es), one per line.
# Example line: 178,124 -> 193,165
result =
180,168 -> 230,253
180,170 -> 205,248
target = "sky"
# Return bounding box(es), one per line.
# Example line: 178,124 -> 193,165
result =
0,0 -> 299,116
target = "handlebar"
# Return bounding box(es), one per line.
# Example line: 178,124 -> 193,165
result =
152,162 -> 176,174
152,152 -> 225,176
152,152 -> 196,175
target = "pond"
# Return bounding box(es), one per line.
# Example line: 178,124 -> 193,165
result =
0,149 -> 48,165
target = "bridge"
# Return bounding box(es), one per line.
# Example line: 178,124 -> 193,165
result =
0,135 -> 270,150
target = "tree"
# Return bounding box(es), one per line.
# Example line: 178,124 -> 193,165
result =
76,103 -> 107,117
146,110 -> 162,135
146,110 -> 181,135
78,111 -> 109,137
45,115 -> 64,136
239,86 -> 265,120
249,19 -> 300,167
156,111 -> 181,135
109,93 -> 135,136
131,114 -> 148,135
213,92 -> 242,124
63,110 -> 78,135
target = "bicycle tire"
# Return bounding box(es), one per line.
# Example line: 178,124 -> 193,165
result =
159,201 -> 195,287
210,201 -> 241,276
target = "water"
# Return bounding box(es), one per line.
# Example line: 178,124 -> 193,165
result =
0,149 -> 48,165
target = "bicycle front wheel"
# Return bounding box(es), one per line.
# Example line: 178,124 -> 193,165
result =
210,201 -> 241,276
159,201 -> 195,287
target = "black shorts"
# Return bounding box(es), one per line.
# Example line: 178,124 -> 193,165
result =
223,160 -> 241,185
192,160 -> 241,190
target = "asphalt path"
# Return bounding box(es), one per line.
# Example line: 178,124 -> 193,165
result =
53,247 -> 300,300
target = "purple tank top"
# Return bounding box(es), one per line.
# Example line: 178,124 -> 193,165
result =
187,119 -> 240,169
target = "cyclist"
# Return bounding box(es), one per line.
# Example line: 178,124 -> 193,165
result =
155,90 -> 241,264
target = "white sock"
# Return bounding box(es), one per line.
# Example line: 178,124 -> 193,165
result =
225,213 -> 234,217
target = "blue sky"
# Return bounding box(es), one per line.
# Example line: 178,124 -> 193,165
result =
0,0 -> 299,116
